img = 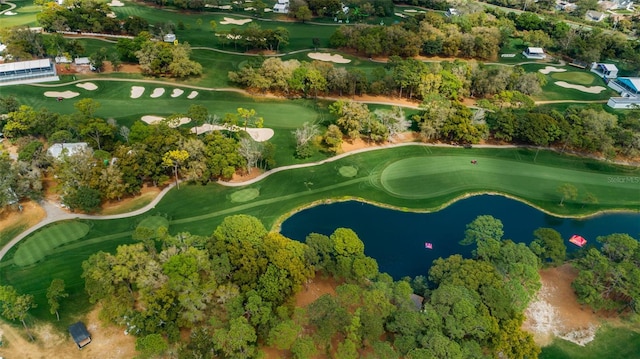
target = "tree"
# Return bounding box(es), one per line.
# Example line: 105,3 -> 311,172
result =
0,286 -> 37,340
322,124 -> 343,154
74,98 -> 101,120
64,186 -> 102,213
135,333 -> 168,358
557,183 -> 578,206
79,118 -> 115,150
210,20 -> 218,32
162,149 -> 189,188
461,215 -> 504,245
530,228 -> 566,266
329,100 -> 371,141
238,137 -> 262,174
46,279 -> 68,321
212,316 -> 257,359
374,107 -> 410,140
295,6 -> 312,23
187,104 -> 209,135
293,122 -> 320,158
236,108 -> 264,131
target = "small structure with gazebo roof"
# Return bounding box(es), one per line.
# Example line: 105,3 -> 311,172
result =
522,47 -> 546,59
69,321 -> 92,349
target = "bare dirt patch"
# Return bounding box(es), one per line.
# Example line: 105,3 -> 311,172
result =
0,305 -> 135,359
100,185 -> 162,215
228,167 -> 264,183
0,201 -> 45,236
295,274 -> 339,307
523,264 -> 601,347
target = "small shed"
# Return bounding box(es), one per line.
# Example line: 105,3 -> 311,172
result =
591,63 -> 618,78
69,321 -> 92,349
163,33 -> 176,43
74,57 -> 91,66
522,47 -> 546,59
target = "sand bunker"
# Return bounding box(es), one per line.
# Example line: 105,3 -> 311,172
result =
4,11 -> 17,15
108,0 -> 124,6
404,9 -> 417,12
150,88 -> 165,98
220,17 -> 253,25
187,91 -> 199,99
130,86 -> 145,99
191,124 -> 274,142
141,115 -> 191,128
171,89 -> 184,98
554,81 -> 606,94
394,12 -> 407,18
539,66 -> 567,75
76,82 -> 98,91
107,11 -> 117,18
307,52 -> 351,64
44,91 -> 80,99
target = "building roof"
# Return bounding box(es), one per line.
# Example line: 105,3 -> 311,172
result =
527,47 -> 544,54
68,322 -> 91,348
0,59 -> 52,73
618,77 -> 640,92
599,63 -> 618,71
47,142 -> 89,159
74,57 -> 91,65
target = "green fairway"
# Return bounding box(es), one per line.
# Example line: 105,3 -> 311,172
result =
0,0 -> 40,28
540,326 -> 640,359
2,146 -> 639,323
136,215 -> 169,230
13,221 -> 90,267
550,71 -> 598,86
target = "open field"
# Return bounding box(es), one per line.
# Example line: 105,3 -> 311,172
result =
1,146 -> 638,323
540,325 -> 640,359
521,64 -> 616,101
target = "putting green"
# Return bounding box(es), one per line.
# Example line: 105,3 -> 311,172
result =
137,215 -> 169,230
550,72 -> 597,86
230,188 -> 260,203
339,166 -> 358,177
14,221 -> 90,267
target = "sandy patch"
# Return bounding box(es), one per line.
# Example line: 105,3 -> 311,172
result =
219,17 -> 253,25
554,81 -> 606,94
76,82 -> 98,91
170,88 -> 184,97
307,52 -> 351,64
4,11 -> 17,15
394,12 -> 407,18
245,7 -> 255,10
191,124 -> 274,142
107,11 -> 117,18
107,0 -> 124,6
404,9 -> 418,12
0,304 -> 136,359
187,91 -> 199,99
130,86 -> 144,99
150,88 -> 165,98
539,66 -> 567,75
44,91 -> 80,99
523,264 -> 600,347
141,115 -> 191,128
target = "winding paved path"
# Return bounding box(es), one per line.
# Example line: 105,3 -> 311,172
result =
2,141 -> 637,262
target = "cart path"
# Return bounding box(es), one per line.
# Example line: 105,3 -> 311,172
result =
1,142 -> 637,262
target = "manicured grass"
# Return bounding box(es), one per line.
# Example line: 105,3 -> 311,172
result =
540,326 -> 640,359
13,221 -> 90,267
136,215 -> 169,230
230,188 -> 260,202
550,71 -> 598,86
0,0 -> 40,28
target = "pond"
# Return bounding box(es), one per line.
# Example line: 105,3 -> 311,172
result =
280,195 -> 640,279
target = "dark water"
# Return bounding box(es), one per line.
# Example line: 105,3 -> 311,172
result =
280,195 -> 640,279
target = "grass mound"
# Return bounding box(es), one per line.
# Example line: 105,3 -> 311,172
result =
550,72 -> 597,86
14,221 -> 90,267
338,166 -> 358,177
137,216 -> 169,231
230,188 -> 260,203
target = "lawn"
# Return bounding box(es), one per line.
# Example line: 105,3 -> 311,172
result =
0,0 -> 40,28
519,64 -> 616,101
540,326 -> 640,359
2,146 -> 638,323
13,221 -> 90,267
550,71 -> 598,86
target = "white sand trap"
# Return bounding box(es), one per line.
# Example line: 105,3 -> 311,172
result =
4,11 -> 17,15
220,17 -> 253,25
187,91 -> 199,99
539,66 -> 567,75
76,82 -> 97,91
131,86 -> 145,99
554,81 -> 606,94
245,7 -> 255,11
264,8 -> 272,12
191,124 -> 274,142
394,12 -> 407,18
108,0 -> 124,6
171,88 -> 184,98
141,115 -> 191,128
150,88 -> 165,98
44,91 -> 80,99
404,9 -> 417,12
308,52 -> 351,64
219,5 -> 232,9
107,11 -> 117,18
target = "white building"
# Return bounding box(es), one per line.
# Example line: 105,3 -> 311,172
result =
273,0 -> 289,13
522,47 -> 546,59
0,59 -> 59,86
607,77 -> 640,109
586,10 -> 606,22
445,8 -> 459,16
591,63 -> 619,78
163,33 -> 176,43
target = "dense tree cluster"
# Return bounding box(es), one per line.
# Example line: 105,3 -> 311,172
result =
229,56 -> 543,101
76,214 -> 544,358
216,24 -> 290,52
486,105 -> 640,158
572,233 -> 640,313
36,0 -> 148,35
